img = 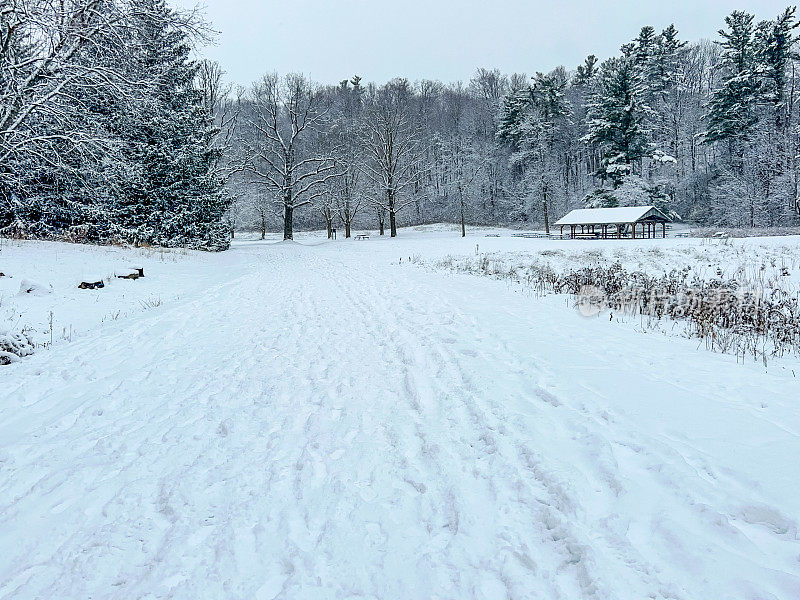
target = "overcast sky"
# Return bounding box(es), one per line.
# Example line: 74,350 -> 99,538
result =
175,0 -> 794,87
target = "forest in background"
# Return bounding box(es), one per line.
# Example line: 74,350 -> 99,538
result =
226,6 -> 800,238
3,1 -> 800,246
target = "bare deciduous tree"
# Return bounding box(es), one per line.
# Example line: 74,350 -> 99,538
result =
196,60 -> 239,182
328,77 -> 365,238
238,73 -> 338,240
361,79 -> 425,237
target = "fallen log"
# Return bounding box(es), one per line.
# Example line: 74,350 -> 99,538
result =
116,267 -> 144,280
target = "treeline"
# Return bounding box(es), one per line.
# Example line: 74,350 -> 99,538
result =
228,6 -> 800,238
4,4 -> 798,247
0,0 -> 230,250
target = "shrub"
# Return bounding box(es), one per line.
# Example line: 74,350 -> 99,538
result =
0,330 -> 35,365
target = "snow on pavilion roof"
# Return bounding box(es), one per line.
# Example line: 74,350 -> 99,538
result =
554,206 -> 671,226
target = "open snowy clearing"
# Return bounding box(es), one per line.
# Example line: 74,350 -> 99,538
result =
2,227 -> 800,599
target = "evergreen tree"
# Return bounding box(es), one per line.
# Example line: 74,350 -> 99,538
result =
755,7 -> 799,127
574,55 -> 598,86
633,26 -> 658,67
497,88 -> 531,152
587,56 -> 650,185
754,8 -> 800,218
652,25 -> 686,97
112,0 -> 229,249
705,11 -> 761,145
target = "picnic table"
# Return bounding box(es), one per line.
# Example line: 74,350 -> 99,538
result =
354,234 -> 369,240
512,232 -> 549,239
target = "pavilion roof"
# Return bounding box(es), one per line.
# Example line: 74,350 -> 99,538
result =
554,206 -> 671,226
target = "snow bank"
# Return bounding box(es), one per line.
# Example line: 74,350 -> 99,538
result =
16,279 -> 52,296
0,239 -> 254,356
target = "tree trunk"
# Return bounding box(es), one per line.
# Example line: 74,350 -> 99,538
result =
460,188 -> 466,237
388,189 -> 397,237
283,203 -> 293,240
543,196 -> 550,234
345,220 -> 351,238
326,217 -> 332,239
260,214 -> 266,240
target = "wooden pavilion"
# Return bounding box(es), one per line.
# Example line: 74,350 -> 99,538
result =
554,206 -> 672,240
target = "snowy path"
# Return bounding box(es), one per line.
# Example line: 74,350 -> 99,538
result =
2,237 -> 800,599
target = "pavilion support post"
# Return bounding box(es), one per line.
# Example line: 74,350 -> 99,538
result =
662,222 -> 666,238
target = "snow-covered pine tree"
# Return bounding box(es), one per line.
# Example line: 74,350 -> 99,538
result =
499,70 -> 570,229
638,26 -> 686,207
633,26 -> 658,70
574,55 -> 599,87
586,55 -> 650,186
705,11 -> 761,148
112,0 -> 229,250
497,89 -> 530,153
703,10 -> 800,227
567,56 -> 600,202
754,8 -> 800,220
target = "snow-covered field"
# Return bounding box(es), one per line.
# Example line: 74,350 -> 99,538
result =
2,226 -> 800,599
